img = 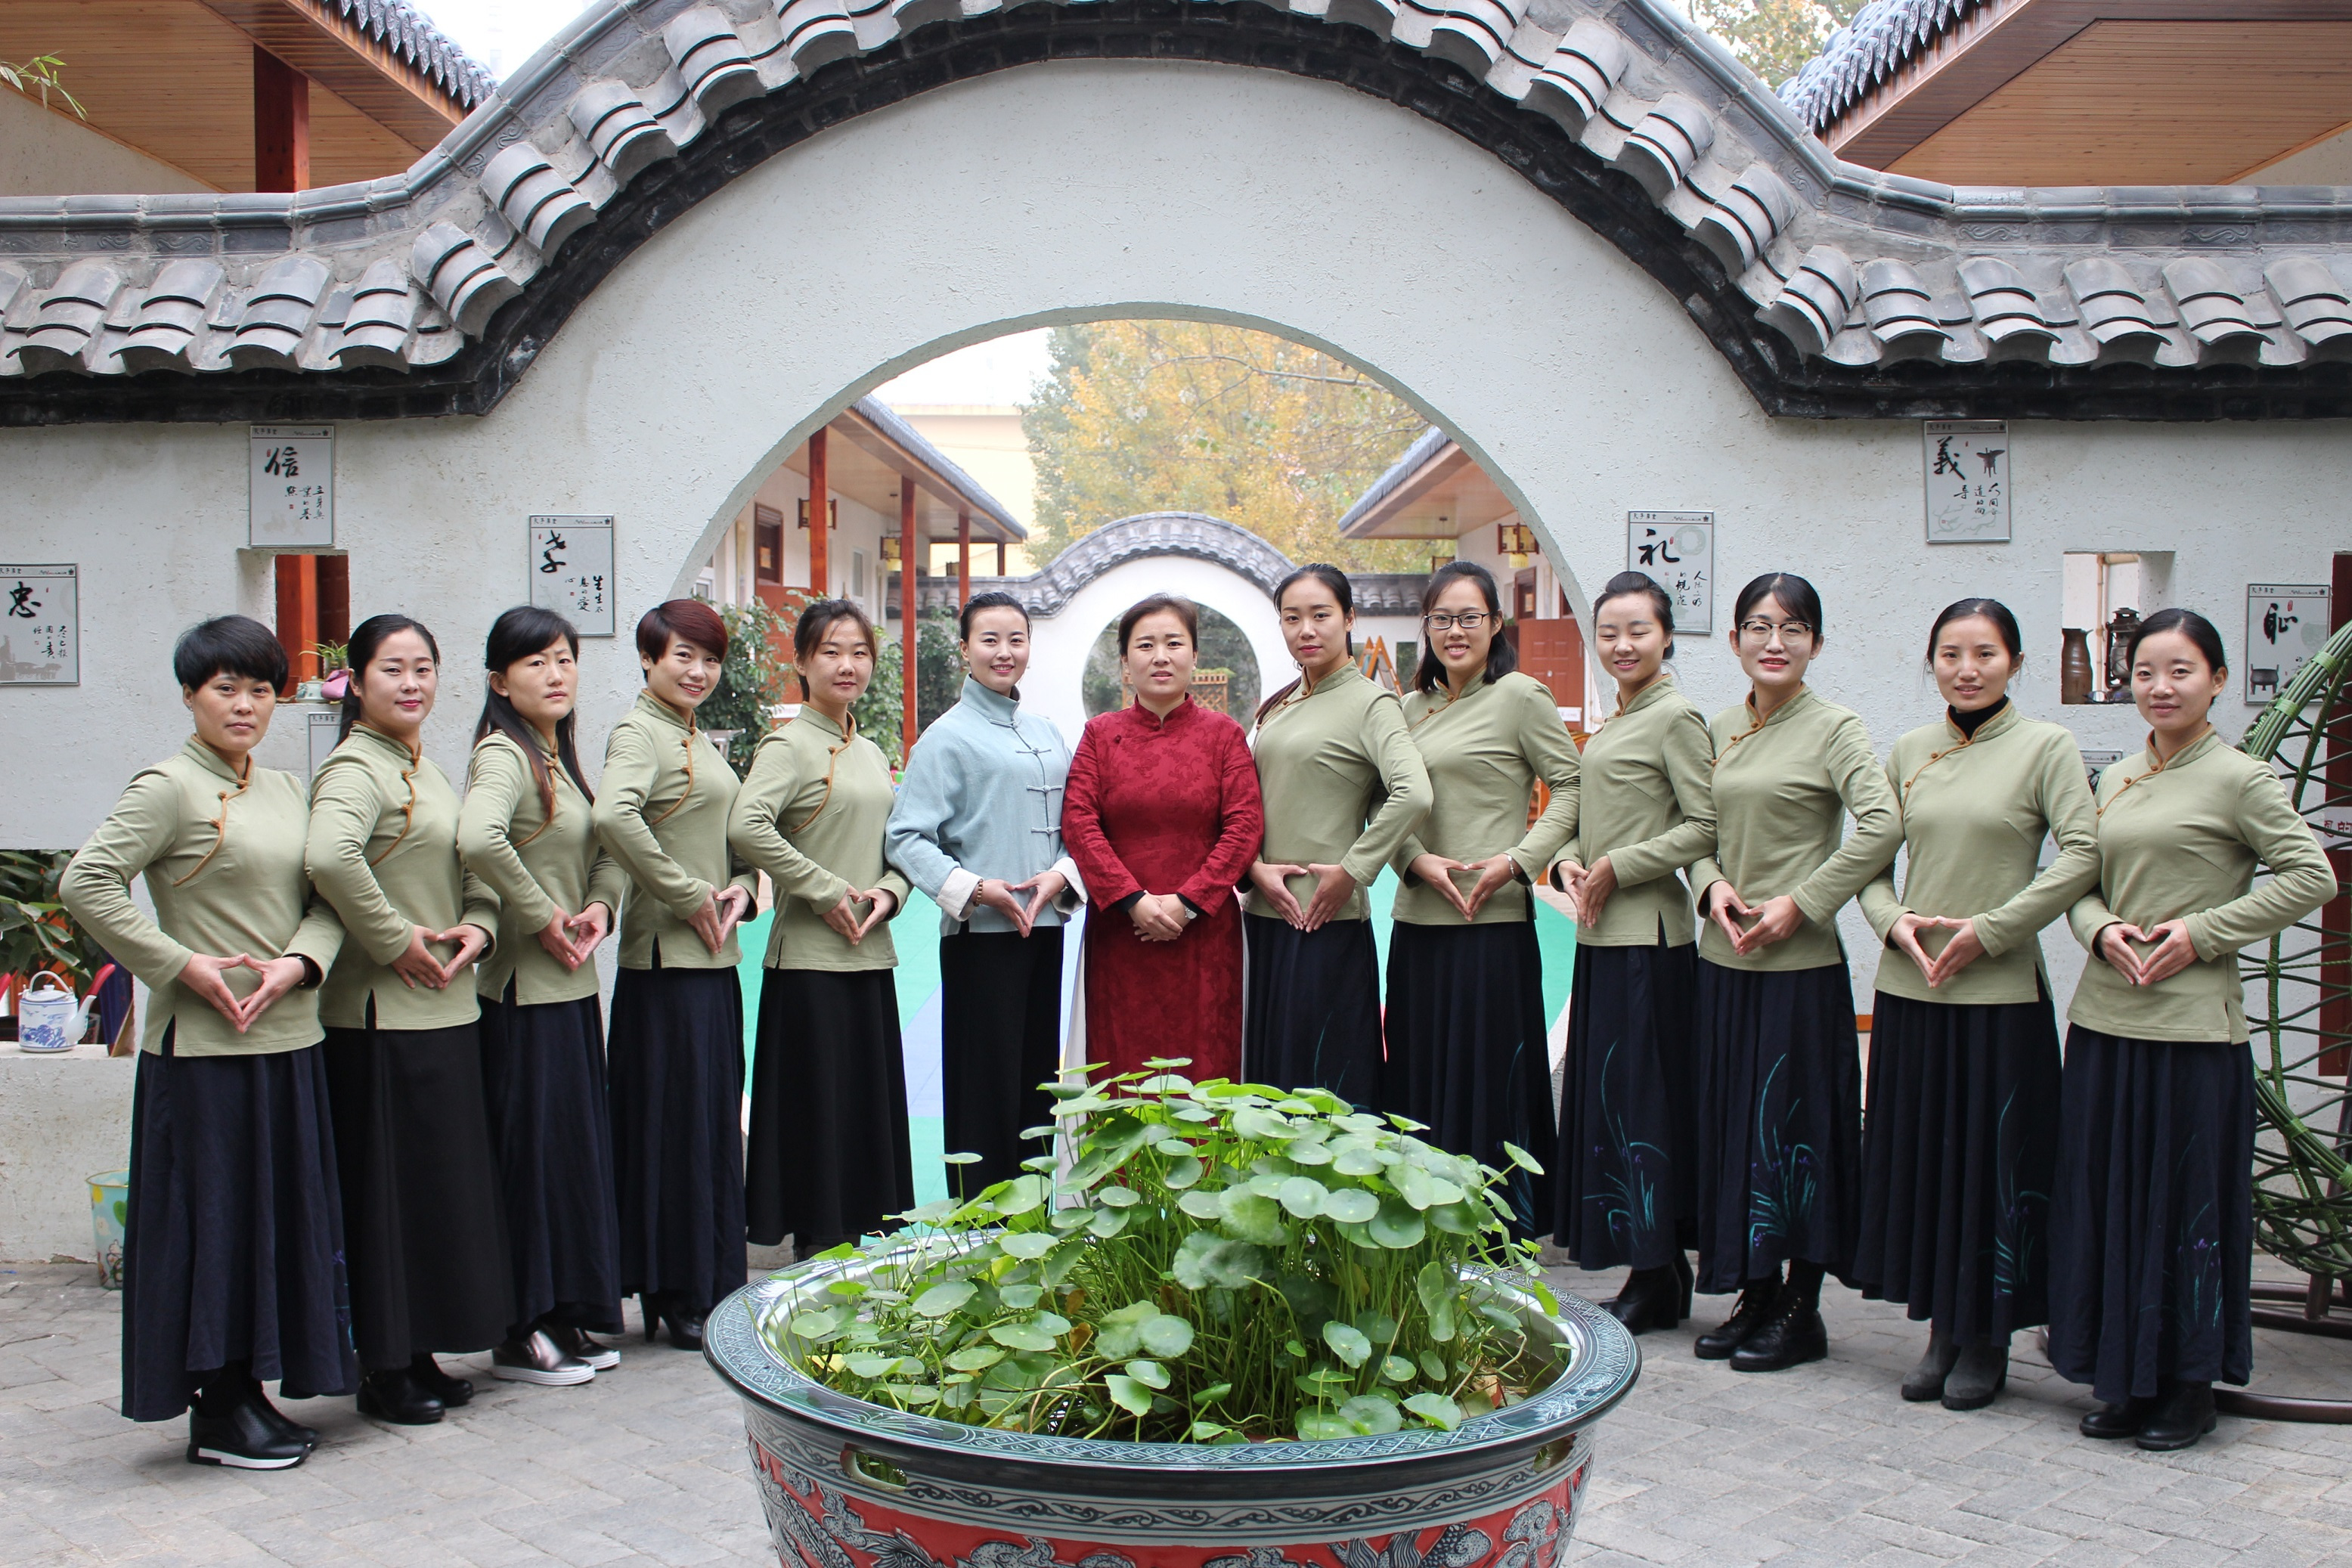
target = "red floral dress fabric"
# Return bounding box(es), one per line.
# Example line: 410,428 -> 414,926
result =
1061,697 -> 1265,1082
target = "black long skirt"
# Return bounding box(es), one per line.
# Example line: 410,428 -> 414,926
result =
480,987 -> 624,1337
1852,987 -> 2061,1344
607,965 -> 746,1315
121,1026 -> 357,1421
1554,940 -> 1699,1271
1692,959 -> 1863,1295
324,1020 -> 513,1371
2047,1026 -> 2254,1405
939,927 -> 1064,1195
746,967 -> 913,1252
1244,914 -> 1384,1108
1380,919 -> 1554,1238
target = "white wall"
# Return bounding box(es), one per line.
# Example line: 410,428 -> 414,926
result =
0,87 -> 210,197
4,60 -> 2344,1016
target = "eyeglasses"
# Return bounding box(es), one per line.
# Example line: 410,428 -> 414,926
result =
1737,618 -> 1813,643
1424,612 -> 1494,631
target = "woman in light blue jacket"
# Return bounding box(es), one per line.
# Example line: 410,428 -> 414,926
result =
886,592 -> 1082,1194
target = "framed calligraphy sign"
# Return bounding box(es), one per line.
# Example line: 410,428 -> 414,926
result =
0,564 -> 78,686
528,516 -> 616,637
1924,420 -> 2010,543
1625,510 -> 1713,634
249,425 -> 335,547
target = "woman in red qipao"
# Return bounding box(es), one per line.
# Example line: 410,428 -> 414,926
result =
1062,594 -> 1265,1081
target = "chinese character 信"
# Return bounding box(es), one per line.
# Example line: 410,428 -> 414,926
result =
263,445 -> 299,478
5,582 -> 39,618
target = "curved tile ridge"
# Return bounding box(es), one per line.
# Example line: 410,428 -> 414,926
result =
1012,513 -> 1298,618
2,0 -> 2352,398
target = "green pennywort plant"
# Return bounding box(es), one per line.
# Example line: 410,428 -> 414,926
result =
767,1064 -> 1565,1445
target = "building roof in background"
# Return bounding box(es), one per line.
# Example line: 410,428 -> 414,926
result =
1780,0 -> 1989,135
309,0 -> 497,107
847,395 -> 1024,543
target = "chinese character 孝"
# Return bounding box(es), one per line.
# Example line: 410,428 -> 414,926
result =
540,532 -> 569,574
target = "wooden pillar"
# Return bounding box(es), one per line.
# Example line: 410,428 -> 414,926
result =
253,48 -> 309,193
806,426 -> 829,596
274,554 -> 319,695
957,511 -> 971,606
996,541 -> 1006,575
900,484 -> 920,757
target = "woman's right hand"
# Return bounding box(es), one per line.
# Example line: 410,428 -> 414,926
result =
1130,893 -> 1189,942
177,951 -> 256,1026
1247,860 -> 1309,928
390,924 -> 450,990
2096,921 -> 2152,986
1888,911 -> 1939,982
1408,854 -> 1476,921
1702,881 -> 1752,950
690,886 -> 751,953
821,888 -> 868,944
972,878 -> 1036,937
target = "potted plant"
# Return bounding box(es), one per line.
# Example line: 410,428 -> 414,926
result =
296,641 -> 350,704
704,1067 -> 1638,1568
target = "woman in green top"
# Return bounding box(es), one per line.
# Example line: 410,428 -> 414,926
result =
307,613 -> 510,1426
1851,599 -> 2099,1412
730,600 -> 912,1256
2050,609 -> 2336,1452
459,606 -> 631,1387
593,599 -> 758,1353
1245,565 -> 1430,1107
1380,561 -> 1580,1238
61,616 -> 351,1469
1546,572 -> 1716,1334
1687,573 -> 1901,1374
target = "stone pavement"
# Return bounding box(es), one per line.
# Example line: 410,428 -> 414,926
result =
5,1259 -> 2351,1567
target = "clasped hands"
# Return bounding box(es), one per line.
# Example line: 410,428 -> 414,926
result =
1549,856 -> 1619,926
2094,918 -> 2199,988
822,882 -> 897,946
1248,860 -> 1359,931
535,902 -> 614,971
390,921 -> 494,989
177,950 -> 313,1034
1702,881 -> 1805,956
1408,851 -> 1521,922
971,870 -> 1071,937
1886,911 -> 1987,988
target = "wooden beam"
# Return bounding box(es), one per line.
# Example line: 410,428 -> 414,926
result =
274,553 -> 318,693
957,512 -> 971,606
201,0 -> 468,153
996,541 -> 1006,576
901,483 -> 920,758
253,46 -> 309,193
807,426 -> 829,598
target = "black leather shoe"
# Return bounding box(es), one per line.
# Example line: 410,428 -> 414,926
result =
1901,1328 -> 1959,1402
1941,1342 -> 2008,1411
408,1356 -> 474,1408
187,1401 -> 307,1469
250,1392 -> 319,1451
2135,1381 -> 2217,1452
357,1369 -> 445,1425
1607,1266 -> 1686,1335
1694,1282 -> 1780,1360
658,1309 -> 705,1352
2078,1397 -> 2155,1439
1730,1297 -> 1828,1372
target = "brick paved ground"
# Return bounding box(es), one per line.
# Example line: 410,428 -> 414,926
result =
6,1259 -> 2351,1566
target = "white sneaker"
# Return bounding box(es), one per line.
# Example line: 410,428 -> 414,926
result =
547,1324 -> 620,1371
490,1329 -> 595,1386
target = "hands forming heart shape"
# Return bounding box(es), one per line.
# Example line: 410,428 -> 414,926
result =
2096,919 -> 2199,988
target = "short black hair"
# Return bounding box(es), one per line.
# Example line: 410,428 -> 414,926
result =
1119,593 -> 1199,652
2127,606 -> 2227,674
959,590 -> 1029,641
173,615 -> 287,691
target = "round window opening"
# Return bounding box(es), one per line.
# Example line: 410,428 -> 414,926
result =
1081,604 -> 1263,720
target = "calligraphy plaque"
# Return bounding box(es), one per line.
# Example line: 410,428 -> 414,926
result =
0,564 -> 79,686
1625,511 -> 1714,634
249,425 -> 335,547
1924,420 -> 2010,543
528,516 -> 616,637
2244,584 -> 2329,705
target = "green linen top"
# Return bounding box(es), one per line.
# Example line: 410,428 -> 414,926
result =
60,738 -> 345,1057
1689,686 -> 1901,973
1391,671 -> 1581,927
2066,729 -> 2337,1043
728,706 -> 910,973
1247,662 -> 1431,923
592,691 -> 759,971
1857,702 -> 2101,1006
458,730 -> 631,1006
306,724 -> 500,1030
1551,675 -> 1717,949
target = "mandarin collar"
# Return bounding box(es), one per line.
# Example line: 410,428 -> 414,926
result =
1944,698 -> 2019,745
797,705 -> 851,742
1130,693 -> 1197,730
181,736 -> 249,785
2143,727 -> 2220,772
1747,683 -> 1815,728
351,723 -> 421,765
1613,673 -> 1676,721
960,675 -> 1022,725
634,689 -> 696,733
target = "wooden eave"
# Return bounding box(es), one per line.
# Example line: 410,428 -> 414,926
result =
198,0 -> 466,151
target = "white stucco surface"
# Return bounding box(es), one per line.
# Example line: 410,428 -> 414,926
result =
0,87 -> 211,198
4,60 -> 2345,1016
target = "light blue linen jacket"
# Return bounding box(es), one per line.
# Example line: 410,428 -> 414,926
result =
886,677 -> 1084,935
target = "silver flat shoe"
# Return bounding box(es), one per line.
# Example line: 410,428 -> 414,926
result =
491,1329 -> 595,1386
547,1323 -> 619,1371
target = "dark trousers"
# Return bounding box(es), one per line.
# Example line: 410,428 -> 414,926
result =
940,926 -> 1065,1196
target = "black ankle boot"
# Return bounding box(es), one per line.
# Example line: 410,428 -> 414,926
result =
249,1390 -> 319,1451
187,1399 -> 307,1469
2079,1396 -> 2155,1439
356,1368 -> 444,1425
1901,1328 -> 1959,1402
1694,1280 -> 1780,1359
1608,1265 -> 1686,1334
1731,1292 -> 1828,1372
658,1306 -> 706,1352
2135,1381 -> 2217,1452
408,1355 -> 473,1408
1941,1339 -> 2008,1411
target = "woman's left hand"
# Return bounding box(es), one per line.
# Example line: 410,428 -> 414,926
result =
1459,854 -> 1520,919
1922,916 -> 1985,988
1730,894 -> 1804,953
854,888 -> 898,942
568,902 -> 612,955
236,954 -> 311,1028
1575,855 -> 1618,926
1300,864 -> 1358,932
434,923 -> 494,986
2128,918 -> 2199,987
1013,870 -> 1069,930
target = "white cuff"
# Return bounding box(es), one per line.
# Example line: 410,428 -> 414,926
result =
937,866 -> 981,922
1051,856 -> 1086,910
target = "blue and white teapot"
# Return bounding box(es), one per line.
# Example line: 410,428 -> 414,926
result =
16,971 -> 99,1053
